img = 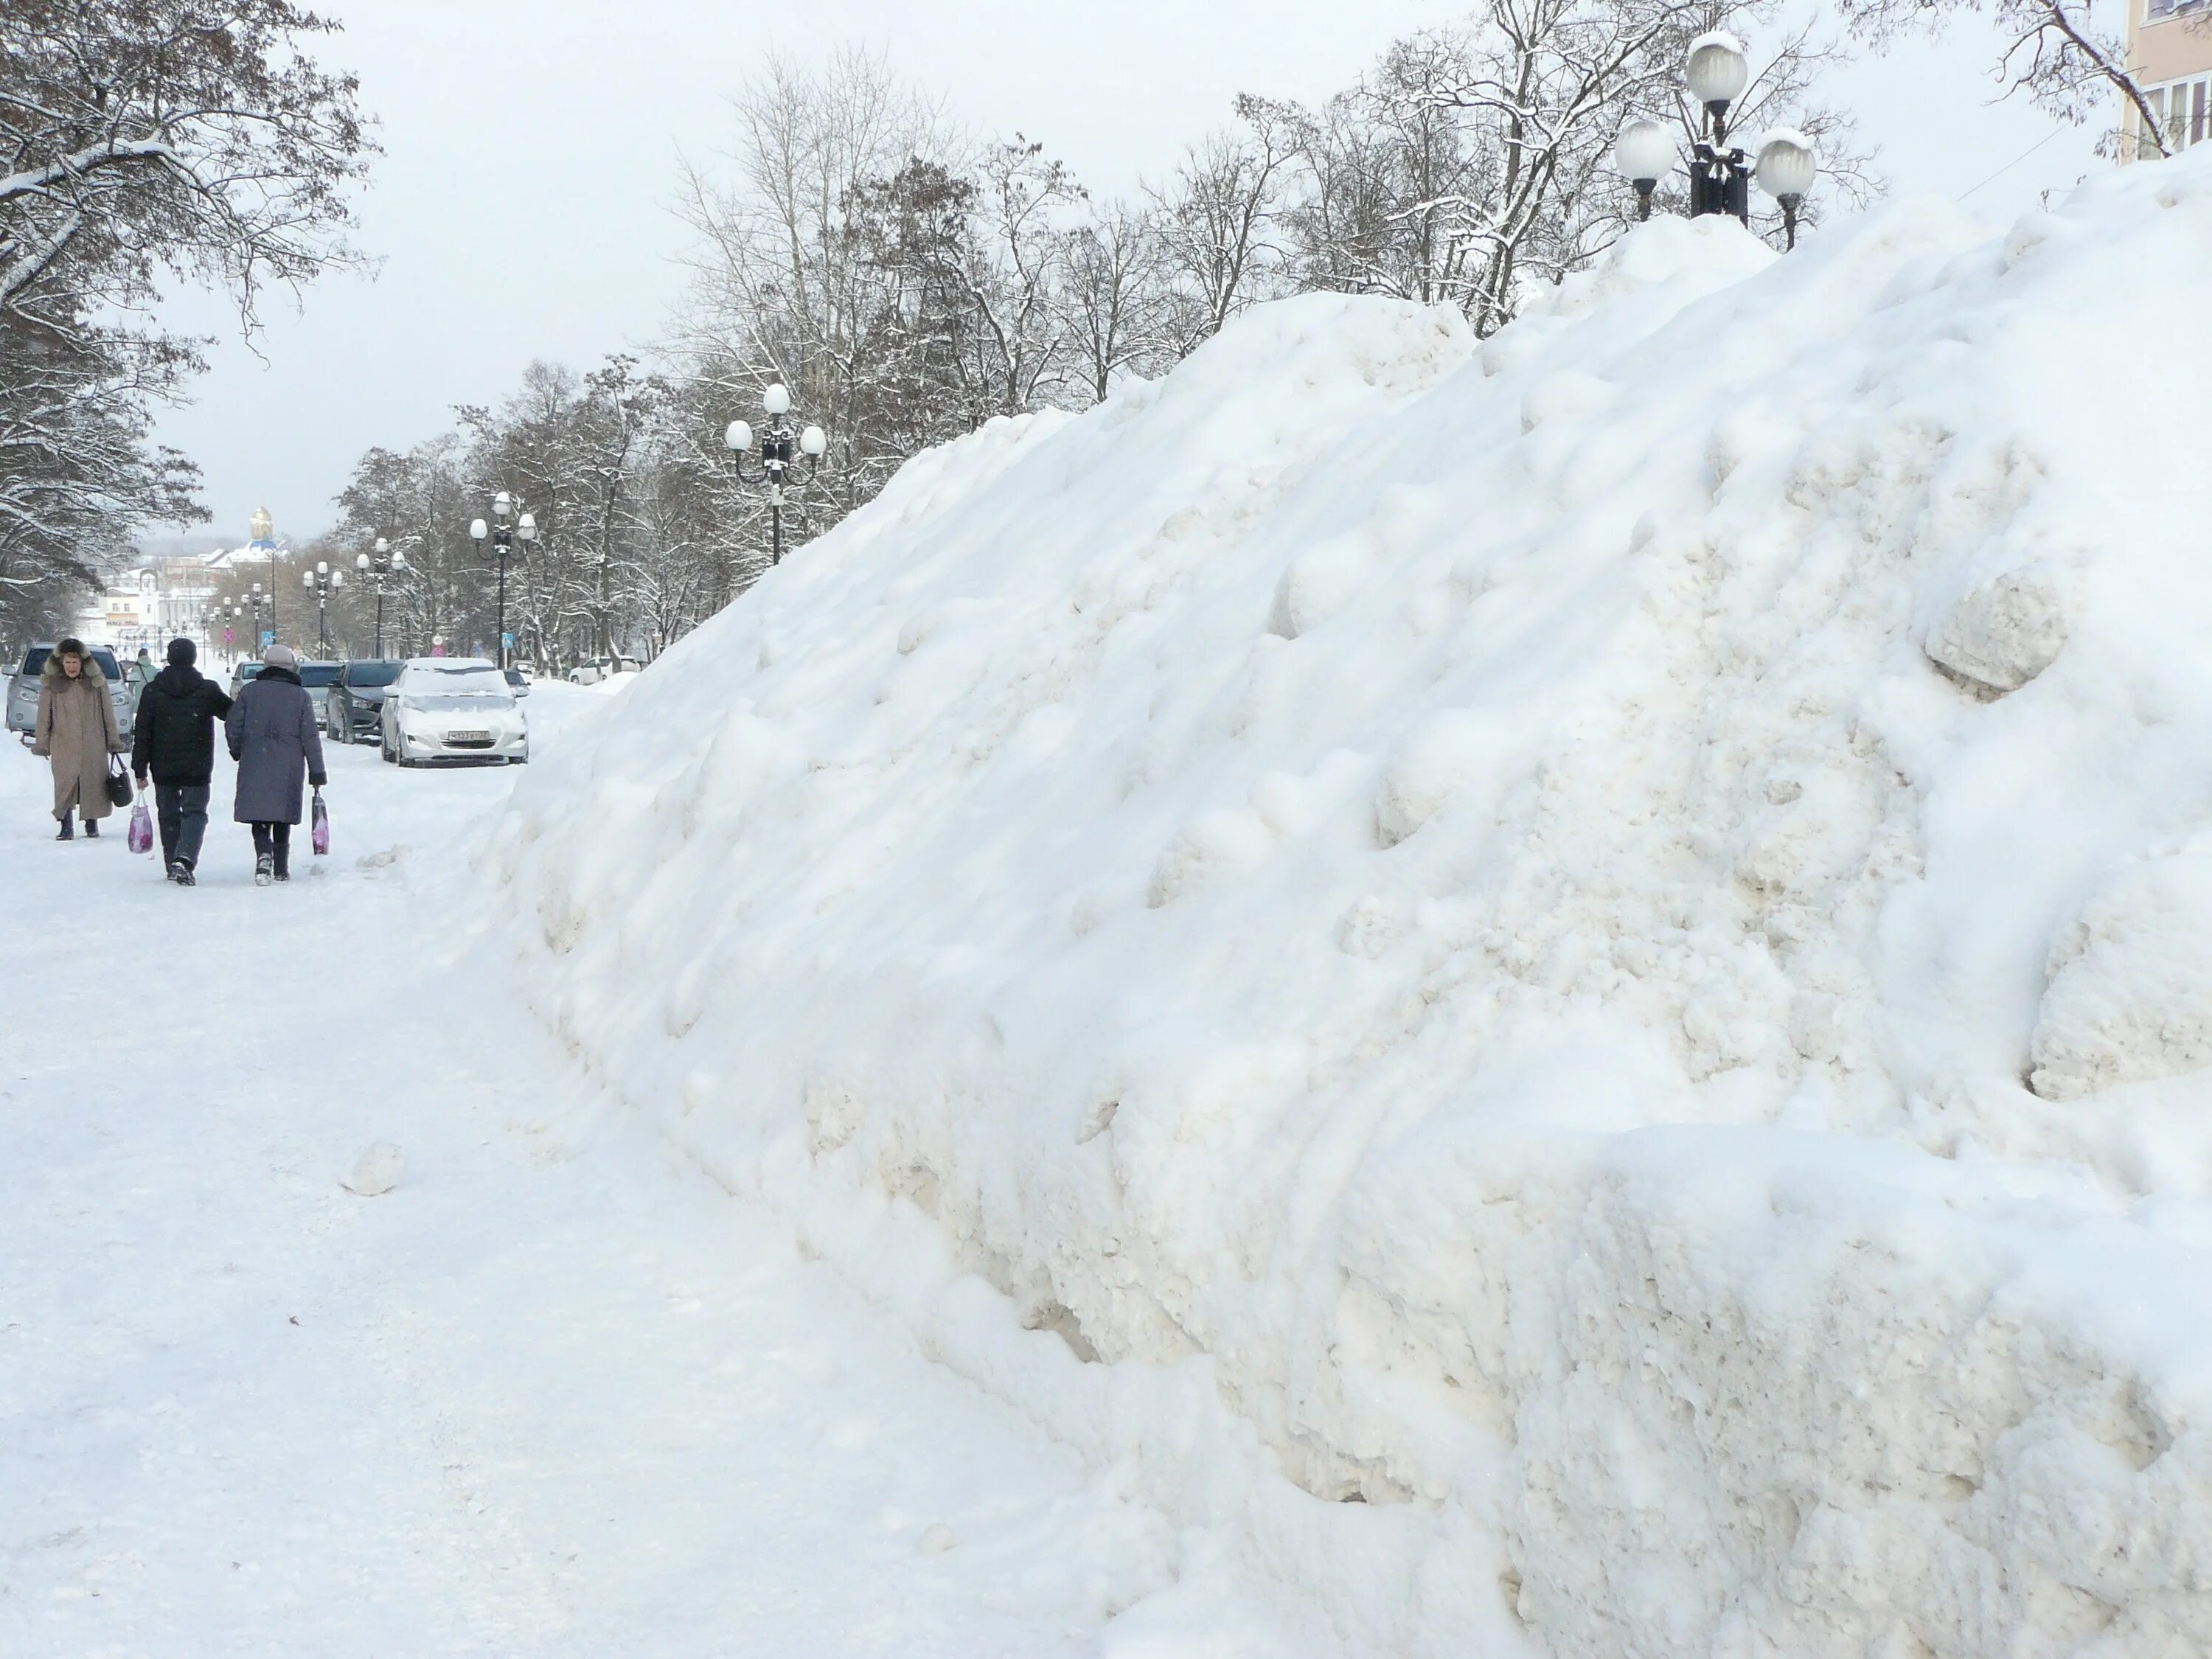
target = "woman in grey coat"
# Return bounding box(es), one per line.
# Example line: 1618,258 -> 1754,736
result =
225,644 -> 327,885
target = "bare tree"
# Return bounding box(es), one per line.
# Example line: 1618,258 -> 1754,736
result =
1839,0 -> 2167,161
1,0 -> 374,635
1147,100 -> 1301,355
1256,2 -> 1867,338
670,49 -> 945,528
1055,202 -> 1175,402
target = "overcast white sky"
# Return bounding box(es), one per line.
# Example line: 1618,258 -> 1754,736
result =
149,0 -> 2111,548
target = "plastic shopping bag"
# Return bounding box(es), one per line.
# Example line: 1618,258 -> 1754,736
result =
128,799 -> 153,855
310,788 -> 330,857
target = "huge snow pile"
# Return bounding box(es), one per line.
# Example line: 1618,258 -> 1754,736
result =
483,155 -> 2212,1657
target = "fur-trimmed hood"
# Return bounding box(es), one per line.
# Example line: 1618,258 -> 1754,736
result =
40,654 -> 106,692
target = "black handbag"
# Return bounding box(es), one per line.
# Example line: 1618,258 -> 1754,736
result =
105,757 -> 133,808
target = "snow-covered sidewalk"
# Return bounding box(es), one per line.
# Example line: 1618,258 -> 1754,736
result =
0,709 -> 1256,1656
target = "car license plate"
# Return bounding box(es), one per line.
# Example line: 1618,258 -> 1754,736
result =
446,729 -> 490,742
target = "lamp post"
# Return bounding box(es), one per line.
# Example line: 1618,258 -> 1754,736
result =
1684,30 -> 1752,222
723,383 -> 827,568
248,507 -> 278,639
303,560 -> 344,656
1754,129 -> 1817,250
1611,32 -> 1819,245
1613,119 -> 1676,220
357,537 -> 411,658
468,492 -> 537,669
246,582 -> 267,652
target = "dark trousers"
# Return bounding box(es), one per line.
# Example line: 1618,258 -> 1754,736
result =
250,821 -> 291,877
156,784 -> 210,869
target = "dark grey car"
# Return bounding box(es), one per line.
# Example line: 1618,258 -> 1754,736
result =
325,658 -> 403,744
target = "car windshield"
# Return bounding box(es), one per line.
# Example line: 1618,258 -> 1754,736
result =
345,661 -> 402,687
236,663 -> 263,681
20,647 -> 119,681
299,663 -> 342,687
407,665 -> 504,690
414,694 -> 516,713
403,665 -> 512,712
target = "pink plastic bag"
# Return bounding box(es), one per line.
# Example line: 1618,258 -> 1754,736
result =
310,789 -> 330,856
128,800 -> 153,855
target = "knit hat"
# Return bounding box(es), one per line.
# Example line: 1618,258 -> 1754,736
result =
262,643 -> 297,670
167,636 -> 196,667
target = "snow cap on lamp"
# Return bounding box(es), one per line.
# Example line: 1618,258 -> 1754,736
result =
1685,30 -> 1750,110
1755,128 -> 1818,201
1613,118 -> 1675,187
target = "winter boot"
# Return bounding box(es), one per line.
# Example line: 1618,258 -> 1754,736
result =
84,818 -> 98,838
273,846 -> 290,883
254,852 -> 274,887
167,860 -> 189,885
55,813 -> 73,841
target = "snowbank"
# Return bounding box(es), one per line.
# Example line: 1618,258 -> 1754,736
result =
482,155 -> 2212,1655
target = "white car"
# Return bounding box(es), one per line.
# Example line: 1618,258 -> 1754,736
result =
566,655 -> 641,686
378,657 -> 529,767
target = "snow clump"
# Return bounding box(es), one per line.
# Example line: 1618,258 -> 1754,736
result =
344,1142 -> 406,1197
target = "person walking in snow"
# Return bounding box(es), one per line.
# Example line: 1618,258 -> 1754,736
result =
32,637 -> 123,841
130,647 -> 159,696
225,643 -> 325,886
131,636 -> 233,885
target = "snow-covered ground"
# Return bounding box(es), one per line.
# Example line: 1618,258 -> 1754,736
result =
0,689 -> 1299,1655
21,159 -> 2212,1659
480,159 -> 2212,1657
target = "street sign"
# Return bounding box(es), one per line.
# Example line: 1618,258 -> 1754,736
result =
501,632 -> 513,649
260,630 -> 274,648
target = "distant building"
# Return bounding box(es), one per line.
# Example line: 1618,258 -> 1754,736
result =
73,549 -> 247,655
2126,1 -> 2212,159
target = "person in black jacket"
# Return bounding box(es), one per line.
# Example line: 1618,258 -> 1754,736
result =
131,636 -> 234,885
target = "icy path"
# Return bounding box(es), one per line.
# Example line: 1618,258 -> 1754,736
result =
0,692 -> 1256,1656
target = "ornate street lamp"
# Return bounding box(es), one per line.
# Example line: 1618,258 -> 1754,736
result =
723,383 -> 827,568
468,492 -> 538,669
1613,119 -> 1676,220
303,560 -> 344,656
1756,129 -> 1818,249
1611,32 -> 1818,245
1685,31 -> 1752,220
357,537 -> 411,658
248,507 -> 279,637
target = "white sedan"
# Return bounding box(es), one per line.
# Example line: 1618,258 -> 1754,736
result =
379,658 -> 529,767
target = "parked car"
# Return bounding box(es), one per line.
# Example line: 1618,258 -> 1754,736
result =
228,659 -> 265,699
325,659 -> 403,745
8,643 -> 134,745
502,667 -> 531,697
298,661 -> 344,730
380,657 -> 529,766
565,655 -> 641,686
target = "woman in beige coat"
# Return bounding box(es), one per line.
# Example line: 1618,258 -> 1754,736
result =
32,637 -> 123,840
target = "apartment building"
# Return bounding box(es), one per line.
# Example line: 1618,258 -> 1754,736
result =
2129,1 -> 2212,157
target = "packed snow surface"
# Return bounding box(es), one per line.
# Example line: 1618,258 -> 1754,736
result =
5,694 -> 1301,1655
487,156 -> 2212,1655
